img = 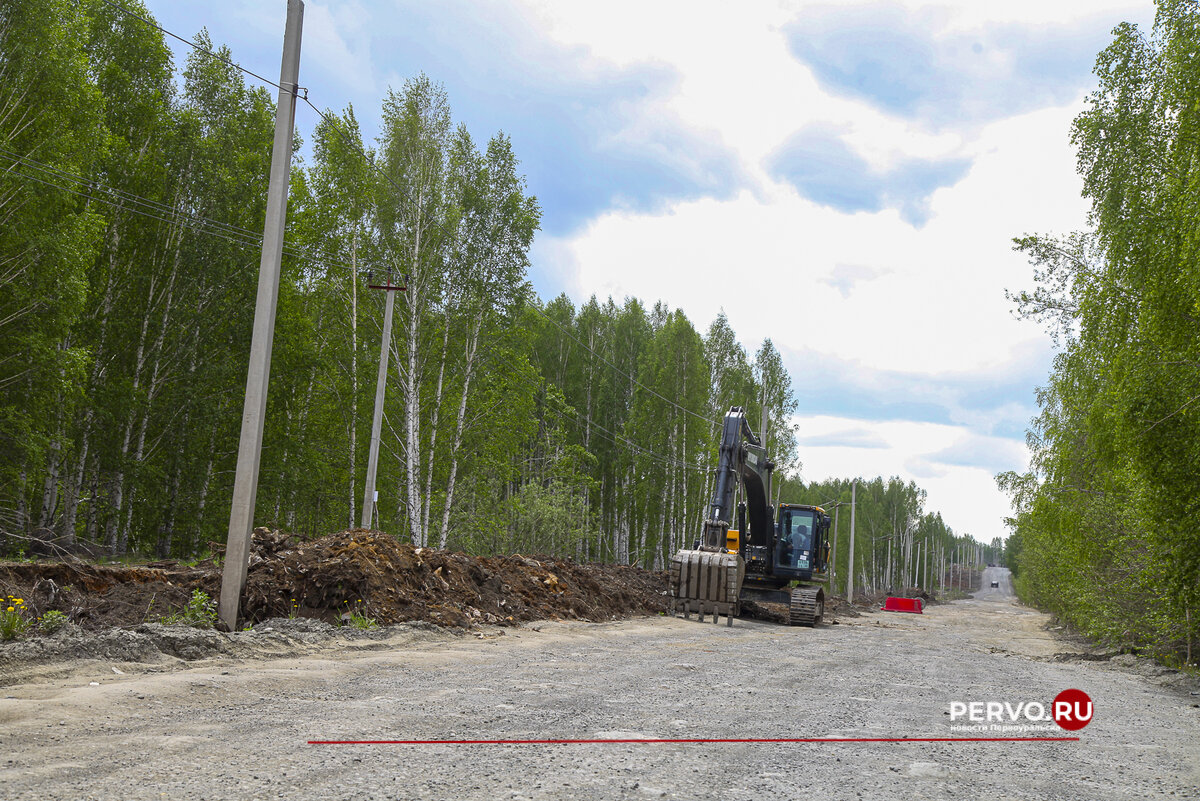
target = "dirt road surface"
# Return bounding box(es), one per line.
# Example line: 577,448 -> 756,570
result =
3,569 -> 1198,800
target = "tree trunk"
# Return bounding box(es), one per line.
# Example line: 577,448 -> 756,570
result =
424,304 -> 452,544
38,430 -> 62,530
348,231 -> 359,529
403,187 -> 426,546
437,318 -> 481,549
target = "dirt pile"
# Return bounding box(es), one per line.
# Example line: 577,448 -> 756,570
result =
0,528 -> 669,632
238,528 -> 668,627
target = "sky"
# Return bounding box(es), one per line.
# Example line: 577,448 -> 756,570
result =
142,0 -> 1157,544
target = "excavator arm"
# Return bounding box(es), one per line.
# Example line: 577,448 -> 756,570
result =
701,407 -> 774,551
668,406 -> 771,626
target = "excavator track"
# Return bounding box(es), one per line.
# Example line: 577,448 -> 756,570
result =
788,586 -> 824,626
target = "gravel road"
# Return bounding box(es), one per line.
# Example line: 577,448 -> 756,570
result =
3,569 -> 1198,800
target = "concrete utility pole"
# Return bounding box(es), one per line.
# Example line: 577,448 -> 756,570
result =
830,502 -> 840,588
361,272 -> 405,529
847,479 -> 857,604
218,0 -> 304,632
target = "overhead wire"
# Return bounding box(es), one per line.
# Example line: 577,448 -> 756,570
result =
469,342 -> 712,474
550,400 -> 711,474
98,0 -> 722,436
85,0 -> 725,467
528,310 -> 720,431
0,147 -> 385,280
96,0 -> 293,95
5,151 -> 714,476
1,150 -> 267,251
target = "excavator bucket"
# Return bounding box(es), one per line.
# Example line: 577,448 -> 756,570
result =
668,549 -> 745,626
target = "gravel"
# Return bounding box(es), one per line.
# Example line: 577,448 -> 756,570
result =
0,567 -> 1197,800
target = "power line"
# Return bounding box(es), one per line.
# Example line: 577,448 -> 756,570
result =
471,342 -> 712,474
4,157 -> 712,477
87,2 -> 722,467
553,401 -> 711,474
0,147 -> 381,279
98,1 -> 721,435
1,149 -> 265,249
97,0 -> 297,96
531,307 -> 720,430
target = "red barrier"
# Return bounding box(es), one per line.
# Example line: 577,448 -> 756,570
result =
881,596 -> 923,614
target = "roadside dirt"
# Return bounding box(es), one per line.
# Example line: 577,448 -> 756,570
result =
0,529 -> 870,677
1,568 -> 1197,800
0,528 -> 669,633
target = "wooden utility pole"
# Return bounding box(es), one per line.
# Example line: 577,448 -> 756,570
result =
218,0 -> 304,632
847,479 -> 857,603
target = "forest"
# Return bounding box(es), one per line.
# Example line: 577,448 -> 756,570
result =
0,0 -> 985,595
1001,0 -> 1200,665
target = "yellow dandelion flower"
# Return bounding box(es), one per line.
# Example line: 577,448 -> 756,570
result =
5,606 -> 13,613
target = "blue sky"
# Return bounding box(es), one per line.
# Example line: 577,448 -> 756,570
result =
140,0 -> 1157,542
147,0 -> 742,238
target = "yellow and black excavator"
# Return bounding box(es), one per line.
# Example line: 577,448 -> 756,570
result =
669,406 -> 830,626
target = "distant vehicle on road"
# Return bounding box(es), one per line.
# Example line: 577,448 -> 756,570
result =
990,580 -> 999,588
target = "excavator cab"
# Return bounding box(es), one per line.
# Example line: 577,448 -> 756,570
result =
775,505 -> 830,581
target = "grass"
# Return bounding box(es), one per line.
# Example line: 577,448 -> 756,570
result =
341,600 -> 377,630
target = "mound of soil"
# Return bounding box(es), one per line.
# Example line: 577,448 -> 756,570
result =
0,561 -> 203,630
237,528 -> 669,628
0,528 -> 669,633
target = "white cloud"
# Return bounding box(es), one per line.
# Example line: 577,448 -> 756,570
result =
822,264 -> 892,298
794,415 -> 1027,541
539,100 -> 1086,375
301,2 -> 375,94
517,0 -> 1147,542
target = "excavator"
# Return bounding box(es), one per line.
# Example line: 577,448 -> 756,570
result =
669,406 -> 830,626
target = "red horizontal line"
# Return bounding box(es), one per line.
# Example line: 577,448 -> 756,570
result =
308,737 -> 1080,745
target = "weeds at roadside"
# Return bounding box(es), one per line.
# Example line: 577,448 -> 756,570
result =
160,589 -> 217,628
341,600 -> 377,630
39,609 -> 69,633
1,595 -> 31,640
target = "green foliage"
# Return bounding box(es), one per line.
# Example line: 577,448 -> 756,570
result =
0,0 -> 105,509
39,609 -> 68,633
0,4 -> 979,603
160,589 -> 217,628
778,475 -> 988,597
1003,0 -> 1200,666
